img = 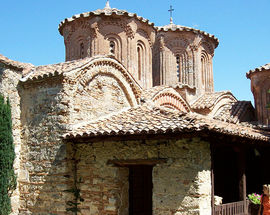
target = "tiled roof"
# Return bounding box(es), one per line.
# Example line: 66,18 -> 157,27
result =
58,7 -> 218,47
157,24 -> 219,48
213,101 -> 254,124
21,57 -> 92,82
141,86 -> 173,101
59,7 -> 154,35
0,54 -> 33,71
246,63 -> 270,78
63,105 -> 270,142
191,91 -> 236,110
20,55 -> 117,82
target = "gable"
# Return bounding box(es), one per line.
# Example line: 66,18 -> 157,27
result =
64,57 -> 142,124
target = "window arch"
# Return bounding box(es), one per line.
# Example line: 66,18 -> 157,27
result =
137,41 -> 146,82
201,50 -> 212,92
109,41 -> 115,55
106,34 -> 122,61
174,51 -> 193,86
80,42 -> 84,59
176,55 -> 180,82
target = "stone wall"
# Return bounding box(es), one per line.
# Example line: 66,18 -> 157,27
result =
72,138 -> 212,215
63,58 -> 140,127
18,77 -> 73,214
0,64 -> 23,215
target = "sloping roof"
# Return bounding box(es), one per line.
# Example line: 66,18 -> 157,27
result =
157,24 -> 219,48
20,55 -> 121,82
63,105 -> 270,142
59,7 -> 154,35
191,91 -> 236,110
20,56 -> 93,82
141,86 -> 174,101
213,101 -> 254,124
0,54 -> 33,71
246,63 -> 270,78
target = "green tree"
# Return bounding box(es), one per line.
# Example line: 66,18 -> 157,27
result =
0,95 -> 16,215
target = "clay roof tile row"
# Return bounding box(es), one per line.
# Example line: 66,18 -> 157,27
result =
246,63 -> 270,78
0,54 -> 33,71
156,24 -> 219,47
191,91 -> 235,110
63,105 -> 270,142
58,7 -> 218,45
59,7 -> 154,35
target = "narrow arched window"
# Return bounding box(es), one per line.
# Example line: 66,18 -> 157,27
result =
201,51 -> 211,91
110,41 -> 115,55
176,55 -> 180,82
137,46 -> 142,80
80,43 -> 84,58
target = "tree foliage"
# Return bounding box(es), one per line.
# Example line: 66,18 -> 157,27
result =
0,95 -> 16,214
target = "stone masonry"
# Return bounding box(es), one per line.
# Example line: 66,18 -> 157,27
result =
0,2 -> 269,215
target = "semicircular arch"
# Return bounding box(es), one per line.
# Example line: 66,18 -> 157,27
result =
152,89 -> 191,112
75,57 -> 142,107
210,93 -> 237,117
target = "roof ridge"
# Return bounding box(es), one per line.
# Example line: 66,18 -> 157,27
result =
0,54 -> 34,71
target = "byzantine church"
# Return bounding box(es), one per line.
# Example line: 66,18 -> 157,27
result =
1,1 -> 270,214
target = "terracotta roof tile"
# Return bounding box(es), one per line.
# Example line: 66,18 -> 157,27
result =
213,101 -> 254,124
191,91 -> 236,110
246,63 -> 270,78
157,24 -> 219,47
0,54 -> 33,71
20,55 -> 114,82
59,7 -> 154,35
64,105 -> 270,142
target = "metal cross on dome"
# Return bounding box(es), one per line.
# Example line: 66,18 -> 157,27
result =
105,0 -> 111,9
168,5 -> 174,24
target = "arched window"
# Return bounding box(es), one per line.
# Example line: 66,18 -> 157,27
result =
137,42 -> 145,81
174,51 -> 191,85
201,51 -> 211,91
106,35 -> 122,60
176,55 -> 180,82
137,46 -> 142,80
80,42 -> 84,59
109,41 -> 115,55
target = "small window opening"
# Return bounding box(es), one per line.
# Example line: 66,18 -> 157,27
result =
176,55 -> 180,82
129,165 -> 153,215
110,41 -> 115,55
137,47 -> 142,80
80,43 -> 84,58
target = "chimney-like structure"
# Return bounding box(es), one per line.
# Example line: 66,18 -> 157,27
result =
247,64 -> 270,125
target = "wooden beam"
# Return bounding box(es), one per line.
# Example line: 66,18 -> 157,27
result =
211,144 -> 215,215
107,159 -> 168,167
238,148 -> 247,213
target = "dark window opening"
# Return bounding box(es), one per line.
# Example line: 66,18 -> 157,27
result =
110,41 -> 115,55
176,55 -> 180,82
137,46 -> 142,80
80,43 -> 84,58
129,165 -> 153,215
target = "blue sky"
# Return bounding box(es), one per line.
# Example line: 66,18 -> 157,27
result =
0,0 -> 270,103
